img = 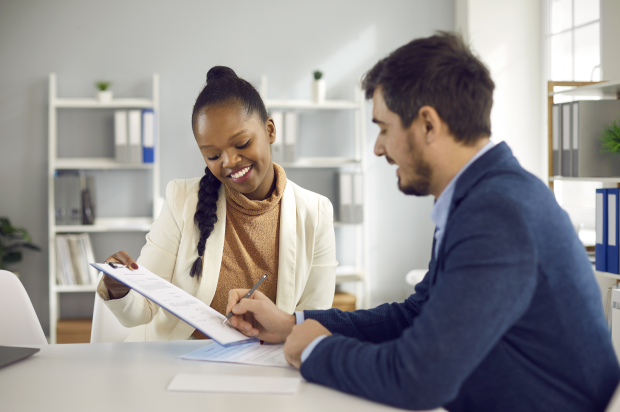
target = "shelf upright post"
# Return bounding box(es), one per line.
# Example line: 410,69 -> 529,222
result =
48,73 -> 58,343
152,73 -> 161,219
359,86 -> 371,310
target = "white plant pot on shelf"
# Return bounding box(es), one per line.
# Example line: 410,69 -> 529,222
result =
312,79 -> 326,104
97,90 -> 113,103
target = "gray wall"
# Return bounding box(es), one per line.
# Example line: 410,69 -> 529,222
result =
0,0 -> 452,334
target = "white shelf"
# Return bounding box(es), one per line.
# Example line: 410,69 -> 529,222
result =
333,221 -> 362,227
54,284 -> 98,293
280,157 -> 360,168
548,80 -> 620,98
53,98 -> 154,109
54,217 -> 153,233
54,157 -> 154,170
595,271 -> 620,281
264,99 -> 359,110
549,176 -> 620,182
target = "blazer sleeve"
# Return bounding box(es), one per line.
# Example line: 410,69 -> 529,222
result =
294,195 -> 337,311
96,180 -> 183,328
303,270 -> 431,342
300,194 -> 538,410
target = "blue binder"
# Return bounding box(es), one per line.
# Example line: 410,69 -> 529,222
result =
142,109 -> 156,164
596,188 -> 607,272
607,189 -> 620,274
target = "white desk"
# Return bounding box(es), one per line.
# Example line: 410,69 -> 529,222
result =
0,341 -> 446,412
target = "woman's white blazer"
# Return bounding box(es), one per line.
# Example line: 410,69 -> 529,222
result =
97,177 -> 337,341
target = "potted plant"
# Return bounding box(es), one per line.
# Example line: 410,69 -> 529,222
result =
0,217 -> 41,277
95,81 -> 113,103
600,118 -> 620,157
312,70 -> 325,104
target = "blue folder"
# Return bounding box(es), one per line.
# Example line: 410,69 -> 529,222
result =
607,189 -> 619,274
596,188 -> 607,272
142,109 -> 155,164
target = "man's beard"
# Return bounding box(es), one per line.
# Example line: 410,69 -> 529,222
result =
398,163 -> 431,196
398,131 -> 432,196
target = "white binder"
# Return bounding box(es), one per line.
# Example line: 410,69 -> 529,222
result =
339,173 -> 353,223
128,110 -> 143,163
353,173 -> 364,223
114,111 -> 128,163
284,112 -> 297,163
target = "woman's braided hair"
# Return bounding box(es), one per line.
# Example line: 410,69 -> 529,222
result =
189,66 -> 268,278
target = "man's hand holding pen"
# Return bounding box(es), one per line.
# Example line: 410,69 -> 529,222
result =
226,289 -> 331,369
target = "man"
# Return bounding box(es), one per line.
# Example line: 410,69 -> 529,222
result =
226,32 -> 620,411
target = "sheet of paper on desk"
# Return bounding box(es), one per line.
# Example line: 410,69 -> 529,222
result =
167,373 -> 301,394
180,340 -> 290,368
91,263 -> 255,347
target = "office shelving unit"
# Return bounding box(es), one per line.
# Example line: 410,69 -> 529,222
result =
262,82 -> 370,309
547,80 -> 620,288
47,73 -> 160,343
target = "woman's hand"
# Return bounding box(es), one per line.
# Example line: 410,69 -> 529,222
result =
226,289 -> 296,343
102,250 -> 138,300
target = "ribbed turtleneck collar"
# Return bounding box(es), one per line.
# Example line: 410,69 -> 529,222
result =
224,163 -> 286,216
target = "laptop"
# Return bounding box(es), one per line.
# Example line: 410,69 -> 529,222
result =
0,345 -> 40,370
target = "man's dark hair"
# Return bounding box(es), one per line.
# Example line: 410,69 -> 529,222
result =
362,32 -> 494,145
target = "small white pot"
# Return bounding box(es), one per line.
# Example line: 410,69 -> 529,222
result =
312,79 -> 326,104
97,90 -> 113,103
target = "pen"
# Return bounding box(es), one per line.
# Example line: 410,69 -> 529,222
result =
222,274 -> 268,325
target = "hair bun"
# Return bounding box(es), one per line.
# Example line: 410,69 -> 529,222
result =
206,66 -> 237,83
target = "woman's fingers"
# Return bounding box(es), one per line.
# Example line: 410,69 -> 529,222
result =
110,250 -> 138,270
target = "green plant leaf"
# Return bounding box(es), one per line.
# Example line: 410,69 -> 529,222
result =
3,251 -> 22,264
599,118 -> 620,156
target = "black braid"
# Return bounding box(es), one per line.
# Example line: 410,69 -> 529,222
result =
190,167 -> 221,278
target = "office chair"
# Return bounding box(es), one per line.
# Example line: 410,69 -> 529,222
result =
606,382 -> 620,412
0,270 -> 47,345
90,273 -> 133,343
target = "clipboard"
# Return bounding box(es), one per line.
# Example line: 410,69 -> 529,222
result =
92,262 -> 256,347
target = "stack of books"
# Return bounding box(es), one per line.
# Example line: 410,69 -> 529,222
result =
55,233 -> 99,285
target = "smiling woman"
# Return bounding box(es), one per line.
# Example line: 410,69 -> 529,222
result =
97,67 -> 338,342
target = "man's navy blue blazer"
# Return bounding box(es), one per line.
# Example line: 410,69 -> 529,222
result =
301,142 -> 620,411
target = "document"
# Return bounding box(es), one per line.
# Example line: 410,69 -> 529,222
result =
180,340 -> 290,368
167,373 -> 301,394
91,263 -> 255,347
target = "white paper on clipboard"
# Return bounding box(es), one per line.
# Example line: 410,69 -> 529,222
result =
91,262 -> 256,347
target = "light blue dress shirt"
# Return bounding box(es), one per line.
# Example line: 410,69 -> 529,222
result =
299,140 -> 495,364
430,141 -> 495,258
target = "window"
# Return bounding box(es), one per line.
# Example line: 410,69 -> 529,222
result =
548,0 -> 601,81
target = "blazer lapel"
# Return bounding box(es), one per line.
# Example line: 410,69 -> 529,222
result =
195,184 -> 227,305
275,181 -> 297,314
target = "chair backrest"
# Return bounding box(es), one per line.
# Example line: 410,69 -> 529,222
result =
90,278 -> 133,343
0,270 -> 47,345
606,381 -> 620,412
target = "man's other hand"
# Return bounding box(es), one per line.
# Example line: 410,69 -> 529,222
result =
284,319 -> 331,369
226,289 -> 296,343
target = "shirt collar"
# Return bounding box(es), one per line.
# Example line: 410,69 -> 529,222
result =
430,141 -> 495,230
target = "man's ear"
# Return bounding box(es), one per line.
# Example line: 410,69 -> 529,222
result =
418,106 -> 442,143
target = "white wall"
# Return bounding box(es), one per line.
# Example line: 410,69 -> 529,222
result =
601,0 -> 620,81
0,0 -> 453,332
456,0 -> 545,181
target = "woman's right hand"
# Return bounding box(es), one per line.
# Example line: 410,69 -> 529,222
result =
102,250 -> 138,300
